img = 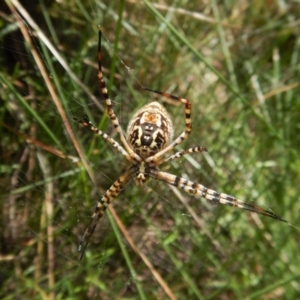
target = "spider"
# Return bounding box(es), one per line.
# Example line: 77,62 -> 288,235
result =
74,27 -> 287,259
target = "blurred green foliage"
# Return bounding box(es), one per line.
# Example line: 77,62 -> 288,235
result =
1,0 -> 300,299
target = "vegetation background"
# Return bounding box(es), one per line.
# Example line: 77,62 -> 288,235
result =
1,0 -> 300,299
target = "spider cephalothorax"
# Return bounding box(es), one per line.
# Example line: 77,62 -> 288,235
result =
75,27 -> 287,259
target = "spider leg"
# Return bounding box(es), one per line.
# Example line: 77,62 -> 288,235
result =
157,146 -> 208,166
97,27 -> 140,162
143,88 -> 192,163
149,170 -> 287,223
74,116 -> 131,160
78,169 -> 133,259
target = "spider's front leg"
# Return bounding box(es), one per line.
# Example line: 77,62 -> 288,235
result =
78,169 -> 133,259
149,169 -> 287,223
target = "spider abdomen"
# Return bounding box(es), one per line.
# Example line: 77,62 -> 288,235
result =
127,101 -> 174,158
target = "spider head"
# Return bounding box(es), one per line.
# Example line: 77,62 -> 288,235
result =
132,162 -> 151,185
127,101 -> 174,158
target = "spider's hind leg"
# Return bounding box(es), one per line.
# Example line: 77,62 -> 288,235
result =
97,27 -> 137,160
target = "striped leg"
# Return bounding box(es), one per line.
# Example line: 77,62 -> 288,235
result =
143,88 -> 192,163
157,146 -> 208,166
78,169 -> 133,259
74,116 -> 131,160
149,170 -> 287,222
97,27 -> 140,162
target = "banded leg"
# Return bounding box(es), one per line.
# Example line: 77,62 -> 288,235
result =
78,169 -> 133,259
157,146 -> 208,166
74,116 -> 131,160
143,88 -> 192,163
97,27 -> 140,162
149,170 -> 287,222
